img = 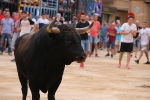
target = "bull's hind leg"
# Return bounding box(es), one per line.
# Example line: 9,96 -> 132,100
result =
18,72 -> 28,100
29,79 -> 40,100
48,76 -> 62,100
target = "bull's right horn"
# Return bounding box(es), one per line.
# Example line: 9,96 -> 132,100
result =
47,17 -> 60,34
76,22 -> 94,34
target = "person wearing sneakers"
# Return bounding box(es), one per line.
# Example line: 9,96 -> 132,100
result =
105,21 -> 117,58
76,13 -> 90,68
118,12 -> 137,69
0,11 -> 14,55
135,22 -> 150,64
89,14 -> 100,57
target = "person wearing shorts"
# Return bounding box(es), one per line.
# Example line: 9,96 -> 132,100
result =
90,15 -> 100,57
118,13 -> 137,69
135,22 -> 150,64
76,13 -> 90,68
100,21 -> 108,50
105,21 -> 117,58
133,20 -> 142,58
115,21 -> 121,53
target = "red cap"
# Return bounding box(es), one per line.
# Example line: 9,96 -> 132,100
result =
127,12 -> 135,19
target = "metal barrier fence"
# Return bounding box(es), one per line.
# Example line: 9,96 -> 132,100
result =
23,0 -> 59,18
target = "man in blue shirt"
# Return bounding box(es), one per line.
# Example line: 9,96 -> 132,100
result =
115,21 -> 121,53
99,21 -> 108,50
0,11 -> 14,55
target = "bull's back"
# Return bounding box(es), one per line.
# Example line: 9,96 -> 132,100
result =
15,34 -> 33,78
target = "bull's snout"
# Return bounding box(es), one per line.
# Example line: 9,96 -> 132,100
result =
75,54 -> 86,63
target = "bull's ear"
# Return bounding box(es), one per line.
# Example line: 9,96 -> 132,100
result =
47,17 -> 60,34
76,22 -> 94,34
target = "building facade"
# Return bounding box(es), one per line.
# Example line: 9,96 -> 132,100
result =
102,0 -> 150,26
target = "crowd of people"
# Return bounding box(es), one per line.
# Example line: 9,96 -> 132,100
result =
0,8 -> 150,68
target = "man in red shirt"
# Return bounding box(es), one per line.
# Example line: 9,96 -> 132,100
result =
0,9 -> 4,21
0,8 -> 4,44
105,21 -> 117,58
90,15 -> 100,57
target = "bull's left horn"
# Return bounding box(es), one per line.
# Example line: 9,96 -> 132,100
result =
47,17 -> 60,34
76,22 -> 94,34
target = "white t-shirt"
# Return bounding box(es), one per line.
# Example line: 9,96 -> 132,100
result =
121,23 -> 137,43
147,28 -> 150,36
20,19 -> 34,36
36,18 -> 50,29
32,18 -> 36,23
139,28 -> 149,45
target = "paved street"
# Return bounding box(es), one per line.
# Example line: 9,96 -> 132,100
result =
0,50 -> 150,100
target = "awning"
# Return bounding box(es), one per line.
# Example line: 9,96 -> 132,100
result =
102,6 -> 117,14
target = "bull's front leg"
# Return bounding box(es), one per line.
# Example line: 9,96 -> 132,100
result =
29,79 -> 40,100
48,76 -> 63,100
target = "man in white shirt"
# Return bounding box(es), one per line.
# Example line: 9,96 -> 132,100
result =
17,11 -> 35,36
118,13 -> 137,69
135,22 -> 150,64
35,13 -> 50,30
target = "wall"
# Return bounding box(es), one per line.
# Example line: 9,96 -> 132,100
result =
109,10 -> 128,24
102,0 -> 150,26
130,0 -> 150,27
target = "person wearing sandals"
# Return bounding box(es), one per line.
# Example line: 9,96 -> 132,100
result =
118,12 -> 137,69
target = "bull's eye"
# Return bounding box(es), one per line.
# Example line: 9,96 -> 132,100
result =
66,39 -> 71,45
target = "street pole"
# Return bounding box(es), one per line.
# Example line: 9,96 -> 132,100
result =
40,0 -> 42,16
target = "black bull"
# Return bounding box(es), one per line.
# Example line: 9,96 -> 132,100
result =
14,23 -> 91,100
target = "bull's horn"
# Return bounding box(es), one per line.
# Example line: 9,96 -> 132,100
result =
76,22 -> 94,34
47,17 -> 60,34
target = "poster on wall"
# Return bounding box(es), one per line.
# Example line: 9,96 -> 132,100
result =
94,2 -> 102,16
86,0 -> 94,14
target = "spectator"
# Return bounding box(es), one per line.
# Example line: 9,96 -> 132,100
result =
47,15 -> 53,22
115,21 -> 121,53
55,13 -> 63,25
71,18 -> 78,28
133,20 -> 142,58
135,22 -> 150,64
118,13 -> 137,69
89,15 -> 100,57
69,15 -> 76,24
105,21 -> 117,58
99,21 -> 108,50
11,11 -> 22,62
0,8 -> 4,45
34,13 -> 50,30
89,15 -> 95,54
76,13 -> 90,68
85,15 -> 91,38
12,12 -> 16,19
29,12 -> 36,23
0,11 -> 14,55
0,8 -> 4,21
17,11 -> 35,36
